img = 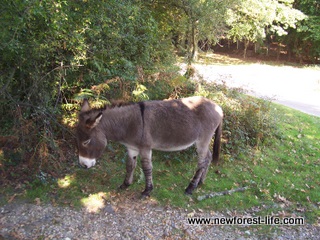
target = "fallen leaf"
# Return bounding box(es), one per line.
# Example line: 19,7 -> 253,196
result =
260,189 -> 269,194
35,198 -> 41,205
273,193 -> 291,206
296,207 -> 306,212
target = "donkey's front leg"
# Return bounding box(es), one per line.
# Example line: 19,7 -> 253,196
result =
120,148 -> 139,189
140,149 -> 153,197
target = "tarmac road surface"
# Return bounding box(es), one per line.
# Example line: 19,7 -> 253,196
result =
194,63 -> 320,117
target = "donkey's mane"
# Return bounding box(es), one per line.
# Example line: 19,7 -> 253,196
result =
83,100 -> 136,115
109,100 -> 135,108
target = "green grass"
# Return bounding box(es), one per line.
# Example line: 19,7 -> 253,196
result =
17,102 -> 319,223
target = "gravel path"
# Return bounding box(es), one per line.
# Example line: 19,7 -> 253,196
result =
1,197 -> 319,239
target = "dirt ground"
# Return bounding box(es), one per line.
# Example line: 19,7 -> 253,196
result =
1,196 -> 320,239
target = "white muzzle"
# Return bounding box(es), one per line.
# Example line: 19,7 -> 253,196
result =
79,156 -> 96,168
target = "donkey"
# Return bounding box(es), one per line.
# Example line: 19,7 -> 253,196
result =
76,96 -> 223,196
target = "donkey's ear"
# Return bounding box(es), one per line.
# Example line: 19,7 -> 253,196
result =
85,112 -> 103,129
81,99 -> 91,112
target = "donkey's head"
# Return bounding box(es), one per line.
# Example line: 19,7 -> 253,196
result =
76,99 -> 107,168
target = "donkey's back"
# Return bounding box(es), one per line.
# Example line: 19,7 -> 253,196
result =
140,96 -> 223,152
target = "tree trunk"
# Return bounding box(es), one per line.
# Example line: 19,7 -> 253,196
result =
276,43 -> 281,61
243,39 -> 249,58
255,42 -> 260,54
189,21 -> 198,64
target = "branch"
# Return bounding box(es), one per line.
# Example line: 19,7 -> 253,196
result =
197,186 -> 249,201
39,64 -> 83,82
0,70 -> 16,94
8,101 -> 75,138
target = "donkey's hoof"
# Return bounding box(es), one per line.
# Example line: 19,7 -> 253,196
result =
141,185 -> 153,198
185,189 -> 193,195
119,182 -> 130,190
141,191 -> 151,198
185,183 -> 196,195
198,179 -> 204,186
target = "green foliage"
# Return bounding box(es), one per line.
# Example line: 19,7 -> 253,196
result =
292,0 -> 320,62
226,0 -> 306,57
152,0 -> 235,62
132,84 -> 149,101
0,0 -> 176,174
195,81 -> 276,155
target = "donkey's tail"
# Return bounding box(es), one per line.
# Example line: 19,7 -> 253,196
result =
212,121 -> 222,165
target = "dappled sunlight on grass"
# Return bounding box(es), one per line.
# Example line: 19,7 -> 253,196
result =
57,174 -> 75,189
197,53 -> 247,65
197,52 -> 320,69
305,134 -> 317,141
81,192 -> 109,213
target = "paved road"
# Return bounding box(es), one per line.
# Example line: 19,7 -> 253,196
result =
194,63 -> 320,117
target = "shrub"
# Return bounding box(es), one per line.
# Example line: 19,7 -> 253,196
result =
0,0 -> 175,179
194,80 -> 277,157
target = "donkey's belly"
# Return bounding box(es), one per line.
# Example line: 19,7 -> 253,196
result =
153,141 -> 195,152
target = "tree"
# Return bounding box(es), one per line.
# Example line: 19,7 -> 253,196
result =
162,0 -> 235,63
226,0 -> 306,58
292,0 -> 320,62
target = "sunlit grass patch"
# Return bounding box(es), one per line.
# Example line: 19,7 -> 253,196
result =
57,174 -> 75,188
197,53 -> 249,65
81,192 -> 110,213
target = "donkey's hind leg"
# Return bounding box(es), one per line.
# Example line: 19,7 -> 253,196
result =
140,149 -> 154,197
199,150 -> 212,185
185,140 -> 211,195
120,148 -> 139,189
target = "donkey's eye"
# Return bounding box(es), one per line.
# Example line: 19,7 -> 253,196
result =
82,139 -> 91,147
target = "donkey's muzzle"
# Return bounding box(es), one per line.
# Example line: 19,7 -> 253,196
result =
79,156 -> 96,168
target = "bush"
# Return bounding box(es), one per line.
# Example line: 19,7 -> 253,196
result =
194,80 -> 277,157
0,0 -> 175,179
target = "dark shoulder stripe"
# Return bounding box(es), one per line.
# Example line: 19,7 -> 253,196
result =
138,102 -> 145,123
